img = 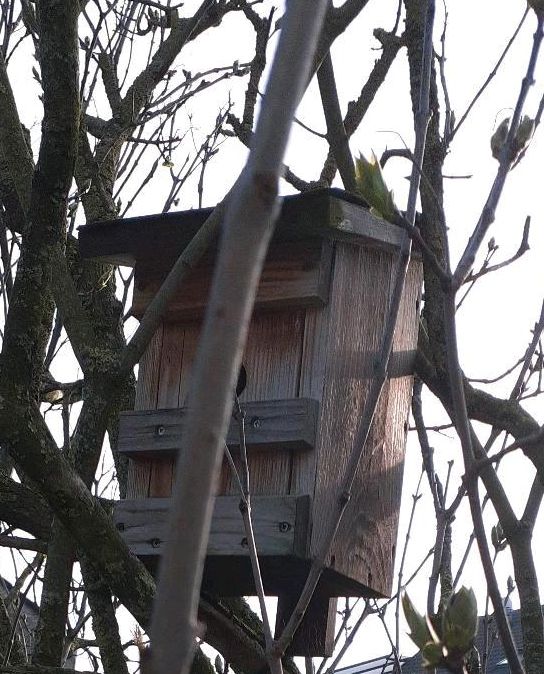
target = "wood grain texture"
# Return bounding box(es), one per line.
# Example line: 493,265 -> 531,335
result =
291,281 -> 335,497
310,241 -> 412,597
275,299 -> 337,656
131,240 -> 332,322
275,588 -> 336,657
118,399 -> 319,458
114,495 -> 310,558
149,323 -> 184,497
378,258 -> 422,593
178,322 -> 200,406
219,310 -> 305,495
126,324 -> 163,499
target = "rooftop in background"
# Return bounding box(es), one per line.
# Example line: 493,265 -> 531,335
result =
336,655 -> 406,674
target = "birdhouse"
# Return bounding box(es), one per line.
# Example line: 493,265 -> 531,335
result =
79,188 -> 422,656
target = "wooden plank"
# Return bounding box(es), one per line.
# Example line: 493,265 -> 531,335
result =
324,257 -> 421,597
149,323 -> 184,497
114,495 -> 311,559
178,323 -> 200,406
330,199 -> 407,252
117,399 -> 319,458
126,324 -> 164,499
276,589 -> 336,657
219,311 -> 305,496
378,258 -> 422,594
156,323 -> 184,408
131,240 -> 332,322
290,288 -> 335,496
309,242 -> 402,597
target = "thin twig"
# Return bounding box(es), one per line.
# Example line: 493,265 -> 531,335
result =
453,13 -> 544,288
394,468 -> 424,651
450,8 -> 529,140
463,215 -> 531,285
443,291 -> 524,674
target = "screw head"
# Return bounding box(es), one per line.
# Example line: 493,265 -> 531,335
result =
278,521 -> 291,533
251,416 -> 261,429
156,425 -> 165,437
150,538 -> 161,548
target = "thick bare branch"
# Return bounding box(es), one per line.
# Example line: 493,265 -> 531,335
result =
317,52 -> 356,191
147,2 -> 329,673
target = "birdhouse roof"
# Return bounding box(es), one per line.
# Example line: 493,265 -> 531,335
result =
78,188 -> 410,267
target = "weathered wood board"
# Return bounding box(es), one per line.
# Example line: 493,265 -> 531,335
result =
309,243 -> 421,597
118,398 -> 319,458
114,495 -> 311,559
132,240 -> 333,322
78,188 -> 411,267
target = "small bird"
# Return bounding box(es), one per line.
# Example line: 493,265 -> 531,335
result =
236,364 -> 247,398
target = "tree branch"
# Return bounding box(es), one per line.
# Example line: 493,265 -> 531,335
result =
317,52 -> 356,191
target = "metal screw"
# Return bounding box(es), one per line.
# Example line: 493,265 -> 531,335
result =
156,425 -> 165,437
251,416 -> 261,429
116,522 -> 125,532
150,538 -> 161,548
278,521 -> 291,533
241,537 -> 248,547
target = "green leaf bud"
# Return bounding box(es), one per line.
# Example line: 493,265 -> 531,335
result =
354,151 -> 398,224
442,587 -> 478,654
402,592 -> 433,650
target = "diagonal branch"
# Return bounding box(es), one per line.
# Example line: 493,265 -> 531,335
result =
0,51 -> 33,220
317,52 -> 356,191
318,30 -> 404,186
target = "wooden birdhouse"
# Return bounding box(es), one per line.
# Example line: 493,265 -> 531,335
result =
79,188 -> 422,656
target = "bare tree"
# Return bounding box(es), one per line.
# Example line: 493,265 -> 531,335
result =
1,1 -> 544,674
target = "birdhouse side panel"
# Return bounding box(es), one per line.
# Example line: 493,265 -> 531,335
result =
309,241 -> 409,596
373,259 -> 422,592
332,257 -> 421,597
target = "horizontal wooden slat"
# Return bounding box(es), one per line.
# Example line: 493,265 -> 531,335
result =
78,188 -> 410,268
117,398 -> 319,458
114,495 -> 311,558
131,240 -> 333,321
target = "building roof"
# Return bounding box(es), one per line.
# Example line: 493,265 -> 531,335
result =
0,576 -> 40,660
336,654 -> 406,674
